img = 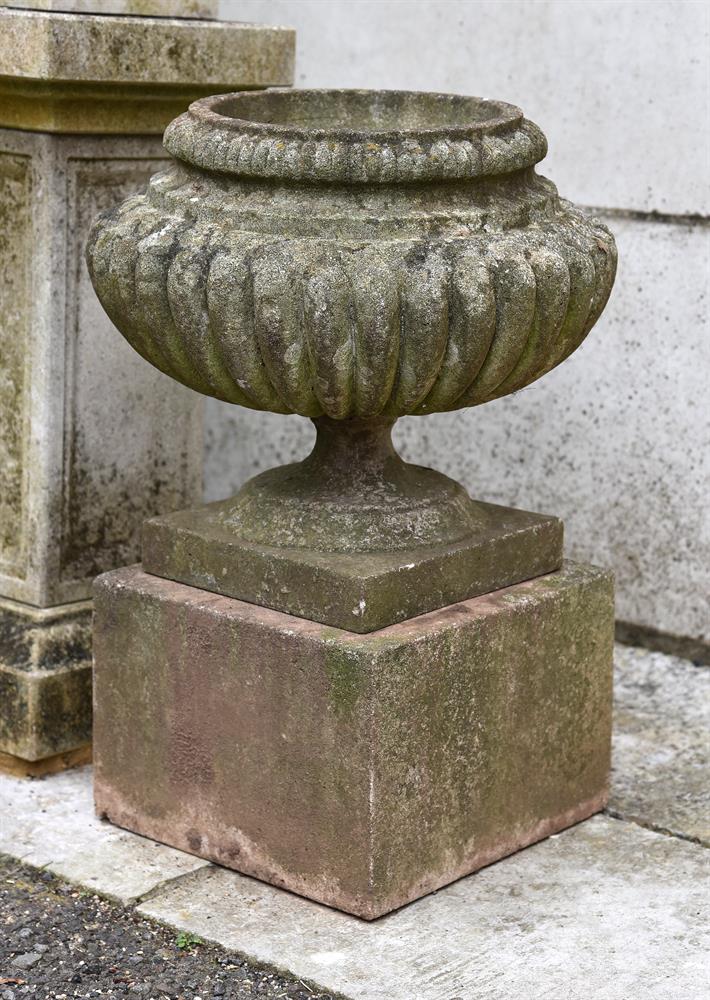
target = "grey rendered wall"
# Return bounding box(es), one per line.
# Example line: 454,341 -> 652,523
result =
209,0 -> 710,650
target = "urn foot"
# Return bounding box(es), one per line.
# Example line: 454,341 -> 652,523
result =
142,417 -> 563,632
93,560 -> 614,920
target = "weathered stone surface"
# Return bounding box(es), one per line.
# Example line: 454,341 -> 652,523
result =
138,815 -> 710,1000
93,560 -> 613,919
146,415 -> 563,631
87,89 -> 615,417
0,128 -> 202,610
144,488 -> 562,631
611,644 -> 710,845
0,597 -> 92,760
0,8 -> 295,133
0,766 -> 210,904
396,216 -> 710,656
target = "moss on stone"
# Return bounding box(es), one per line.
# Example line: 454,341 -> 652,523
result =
323,643 -> 364,720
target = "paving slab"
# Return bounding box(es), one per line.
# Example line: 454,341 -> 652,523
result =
611,645 -> 710,844
0,765 -> 209,903
138,815 -> 709,1000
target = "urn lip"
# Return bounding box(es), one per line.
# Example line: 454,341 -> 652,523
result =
163,87 -> 548,184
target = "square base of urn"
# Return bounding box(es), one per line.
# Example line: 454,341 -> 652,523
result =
93,560 -> 613,920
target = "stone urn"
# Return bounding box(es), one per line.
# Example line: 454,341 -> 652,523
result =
87,88 -> 616,631
88,90 -> 617,919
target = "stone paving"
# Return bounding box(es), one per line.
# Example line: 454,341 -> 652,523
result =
609,644 -> 710,844
0,644 -> 708,999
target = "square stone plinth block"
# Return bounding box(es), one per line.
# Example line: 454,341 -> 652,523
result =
93,561 -> 613,920
142,501 -> 563,633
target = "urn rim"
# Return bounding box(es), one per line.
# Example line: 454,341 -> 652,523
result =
163,87 -> 548,184
181,88 -> 522,141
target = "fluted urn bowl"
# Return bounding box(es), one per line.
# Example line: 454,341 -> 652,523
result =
86,89 -> 616,628
87,88 -> 615,420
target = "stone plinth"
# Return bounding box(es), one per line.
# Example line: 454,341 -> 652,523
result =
144,499 -> 563,632
93,561 -> 613,920
0,6 -> 295,766
0,8 -> 295,133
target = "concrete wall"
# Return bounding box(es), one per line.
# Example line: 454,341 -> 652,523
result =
209,0 -> 710,650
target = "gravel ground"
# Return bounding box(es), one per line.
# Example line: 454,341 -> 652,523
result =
0,856 -> 337,1000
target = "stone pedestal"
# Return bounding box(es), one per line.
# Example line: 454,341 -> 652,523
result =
93,561 -> 613,920
0,6 -> 295,768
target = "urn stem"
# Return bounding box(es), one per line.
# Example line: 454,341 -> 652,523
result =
304,416 -> 399,488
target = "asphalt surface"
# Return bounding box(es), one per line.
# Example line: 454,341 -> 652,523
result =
0,856 -> 337,1000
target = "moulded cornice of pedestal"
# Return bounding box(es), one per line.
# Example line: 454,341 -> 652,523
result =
0,9 -> 295,134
